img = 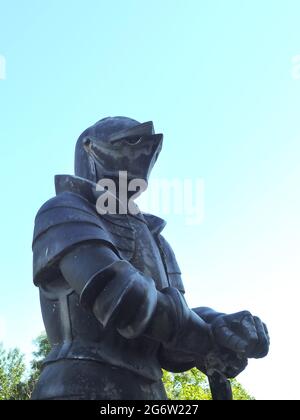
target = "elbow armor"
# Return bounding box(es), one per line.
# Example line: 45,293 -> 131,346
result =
81,260 -> 158,339
81,260 -> 213,355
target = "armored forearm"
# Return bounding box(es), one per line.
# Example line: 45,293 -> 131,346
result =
193,307 -> 225,324
60,243 -> 157,338
60,243 -> 213,356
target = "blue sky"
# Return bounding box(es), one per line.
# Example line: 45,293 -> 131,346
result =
0,0 -> 300,400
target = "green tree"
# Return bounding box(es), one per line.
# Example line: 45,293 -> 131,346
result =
0,344 -> 27,400
230,378 -> 255,401
163,369 -> 211,400
25,333 -> 51,399
163,368 -> 254,400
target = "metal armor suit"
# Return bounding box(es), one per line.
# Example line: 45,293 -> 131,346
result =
32,117 -> 270,400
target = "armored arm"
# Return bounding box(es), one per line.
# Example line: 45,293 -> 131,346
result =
33,192 -> 213,362
59,243 -> 214,357
193,307 -> 225,323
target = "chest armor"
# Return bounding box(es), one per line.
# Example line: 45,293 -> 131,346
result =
33,190 -> 184,381
101,214 -> 169,290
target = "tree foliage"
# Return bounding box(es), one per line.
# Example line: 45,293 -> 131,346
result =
0,335 -> 253,400
0,344 -> 27,400
26,334 -> 51,398
163,369 -> 254,400
163,369 -> 211,400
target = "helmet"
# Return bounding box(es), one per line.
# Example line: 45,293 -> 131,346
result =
75,116 -> 163,184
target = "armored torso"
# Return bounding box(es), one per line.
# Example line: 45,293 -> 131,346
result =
33,177 -> 185,381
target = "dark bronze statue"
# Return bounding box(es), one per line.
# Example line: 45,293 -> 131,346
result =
32,117 -> 270,400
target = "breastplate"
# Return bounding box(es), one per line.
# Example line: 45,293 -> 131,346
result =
126,214 -> 170,290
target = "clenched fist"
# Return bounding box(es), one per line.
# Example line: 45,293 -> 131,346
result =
211,311 -> 270,359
